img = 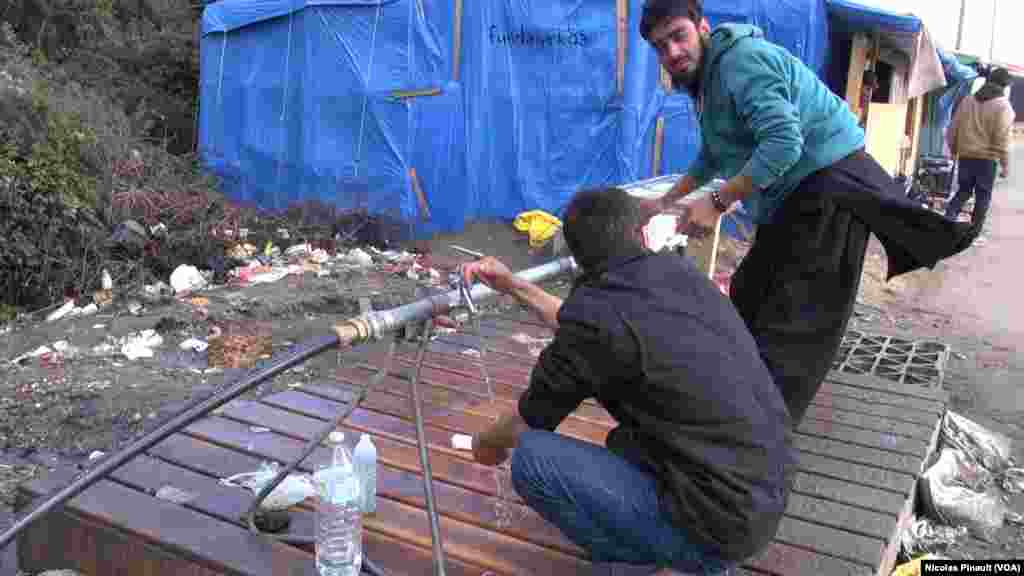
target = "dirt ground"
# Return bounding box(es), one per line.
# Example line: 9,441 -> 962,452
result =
2,208 -> 1023,572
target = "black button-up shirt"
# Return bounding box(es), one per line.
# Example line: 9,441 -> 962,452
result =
518,248 -> 797,562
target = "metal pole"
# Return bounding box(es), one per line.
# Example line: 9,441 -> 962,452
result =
989,0 -> 998,62
956,0 -> 967,51
357,256 -> 577,341
409,319 -> 448,576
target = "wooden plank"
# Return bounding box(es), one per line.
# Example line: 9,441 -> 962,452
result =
826,372 -> 949,403
774,516 -> 883,567
819,381 -> 946,414
810,392 -> 938,427
306,377 -> 612,443
310,376 -> 918,506
793,433 -> 922,476
745,541 -> 873,576
183,416 -> 591,574
798,416 -> 929,456
791,471 -> 903,516
111,453 -> 485,576
845,33 -> 870,112
783,492 -> 894,541
251,389 -> 904,572
268,387 -> 908,522
652,116 -> 665,176
336,358 -> 613,424
20,469 -> 317,576
409,167 -> 432,221
802,403 -> 935,441
334,363 -> 617,426
17,500 -> 221,576
794,450 -> 914,496
208,400 -> 521,502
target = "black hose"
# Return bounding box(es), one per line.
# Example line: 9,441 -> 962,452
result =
0,334 -> 340,551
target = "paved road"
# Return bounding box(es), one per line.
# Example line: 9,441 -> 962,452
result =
904,143 -> 1024,413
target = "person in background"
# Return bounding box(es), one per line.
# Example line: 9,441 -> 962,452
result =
945,66 -> 1016,233
859,69 -> 880,127
463,186 -> 796,575
636,0 -> 977,424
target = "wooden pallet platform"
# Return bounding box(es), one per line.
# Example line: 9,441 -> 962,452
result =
17,308 -> 948,576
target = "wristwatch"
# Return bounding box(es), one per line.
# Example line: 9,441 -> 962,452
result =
710,187 -> 728,213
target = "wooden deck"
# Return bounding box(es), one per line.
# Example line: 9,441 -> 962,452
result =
17,308 -> 949,576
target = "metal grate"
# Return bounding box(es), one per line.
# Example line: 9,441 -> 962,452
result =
832,330 -> 951,389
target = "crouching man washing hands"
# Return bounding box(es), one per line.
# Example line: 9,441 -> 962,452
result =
462,186 -> 796,575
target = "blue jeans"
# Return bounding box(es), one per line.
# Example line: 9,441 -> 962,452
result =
946,157 -> 997,234
510,430 -> 736,575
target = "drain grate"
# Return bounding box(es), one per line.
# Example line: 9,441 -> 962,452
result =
832,330 -> 951,389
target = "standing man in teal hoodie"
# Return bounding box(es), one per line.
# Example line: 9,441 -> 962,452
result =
639,0 -> 977,424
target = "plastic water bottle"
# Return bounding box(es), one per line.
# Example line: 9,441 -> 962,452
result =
353,433 -> 377,514
314,431 -> 362,576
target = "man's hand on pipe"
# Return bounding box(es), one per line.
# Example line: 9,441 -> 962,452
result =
461,256 -> 518,294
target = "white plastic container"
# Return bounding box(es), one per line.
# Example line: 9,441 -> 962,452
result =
353,433 -> 377,514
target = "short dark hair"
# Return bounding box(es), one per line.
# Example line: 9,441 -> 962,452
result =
988,67 -> 1012,87
562,187 -> 644,272
640,0 -> 704,43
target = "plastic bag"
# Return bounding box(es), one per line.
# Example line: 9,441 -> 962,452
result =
940,411 -> 1014,473
892,554 -> 951,576
999,468 -> 1024,494
513,210 -> 562,248
918,448 -> 1007,541
900,516 -> 967,558
220,461 -> 316,510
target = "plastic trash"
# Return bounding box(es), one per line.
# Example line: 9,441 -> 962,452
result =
892,554 -> 951,576
179,337 -> 209,353
220,461 -> 316,511
1000,468 -> 1024,494
513,210 -> 562,248
940,411 -> 1014,473
101,269 -> 113,291
45,300 -> 76,323
451,434 -> 473,451
120,329 -> 164,360
642,213 -> 688,253
340,248 -> 373,267
918,448 -> 1008,541
900,516 -> 967,558
170,265 -> 208,294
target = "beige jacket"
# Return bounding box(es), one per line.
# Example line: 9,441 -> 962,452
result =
948,93 -> 1016,169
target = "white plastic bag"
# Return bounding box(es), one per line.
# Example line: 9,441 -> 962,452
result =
170,265 -> 208,294
919,448 -> 1007,541
940,411 -> 1014,473
220,461 -> 316,510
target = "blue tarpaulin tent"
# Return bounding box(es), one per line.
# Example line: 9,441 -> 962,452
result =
197,0 -> 830,240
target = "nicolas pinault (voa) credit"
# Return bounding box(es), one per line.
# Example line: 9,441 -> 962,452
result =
922,559 -> 1024,573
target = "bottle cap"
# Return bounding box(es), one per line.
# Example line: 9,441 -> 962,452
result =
328,431 -> 345,444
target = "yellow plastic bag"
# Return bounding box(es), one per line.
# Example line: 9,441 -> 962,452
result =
513,210 -> 562,248
892,554 -> 947,576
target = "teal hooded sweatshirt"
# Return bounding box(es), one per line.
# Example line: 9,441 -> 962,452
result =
688,24 -> 866,224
